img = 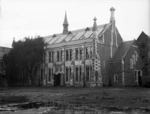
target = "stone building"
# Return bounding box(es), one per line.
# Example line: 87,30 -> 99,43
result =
41,7 -> 124,87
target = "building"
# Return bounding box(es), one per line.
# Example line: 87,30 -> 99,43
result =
0,46 -> 11,87
40,7 -> 149,87
136,32 -> 150,86
110,40 -> 143,86
41,7 -> 124,87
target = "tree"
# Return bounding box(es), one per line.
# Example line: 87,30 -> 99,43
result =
3,36 -> 45,86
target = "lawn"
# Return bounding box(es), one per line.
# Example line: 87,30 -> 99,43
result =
0,87 -> 150,113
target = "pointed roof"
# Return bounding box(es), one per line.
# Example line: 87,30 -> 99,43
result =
63,11 -> 69,25
92,17 -> 98,32
112,40 -> 134,61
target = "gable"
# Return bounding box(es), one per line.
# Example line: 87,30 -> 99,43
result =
112,40 -> 134,61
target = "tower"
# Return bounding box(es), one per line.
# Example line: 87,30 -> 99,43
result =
63,12 -> 69,34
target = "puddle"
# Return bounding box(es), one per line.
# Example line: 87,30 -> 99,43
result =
0,101 -> 150,114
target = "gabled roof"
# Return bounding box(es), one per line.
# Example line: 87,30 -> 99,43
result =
112,40 -> 134,61
44,23 -> 111,45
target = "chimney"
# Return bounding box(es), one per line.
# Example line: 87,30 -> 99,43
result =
110,7 -> 115,23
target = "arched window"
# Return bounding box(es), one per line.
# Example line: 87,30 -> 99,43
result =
130,59 -> 133,69
132,55 -> 136,65
135,51 -> 138,61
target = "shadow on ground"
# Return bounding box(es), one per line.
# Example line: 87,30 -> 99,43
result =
0,96 -> 28,105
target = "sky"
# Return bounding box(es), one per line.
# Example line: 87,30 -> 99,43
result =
0,0 -> 149,48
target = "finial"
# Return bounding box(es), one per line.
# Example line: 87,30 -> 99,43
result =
63,11 -> 69,34
63,11 -> 69,25
92,17 -> 98,32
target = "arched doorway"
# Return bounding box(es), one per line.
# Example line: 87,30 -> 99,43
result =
54,73 -> 61,86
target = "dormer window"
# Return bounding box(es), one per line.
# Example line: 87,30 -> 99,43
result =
68,31 -> 72,34
53,34 -> 56,37
85,27 -> 90,31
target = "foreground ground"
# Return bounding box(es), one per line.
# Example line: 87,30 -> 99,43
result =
0,87 -> 150,113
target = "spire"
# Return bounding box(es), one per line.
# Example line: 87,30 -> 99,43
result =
92,17 -> 98,32
63,11 -> 69,25
63,11 -> 69,34
110,7 -> 115,23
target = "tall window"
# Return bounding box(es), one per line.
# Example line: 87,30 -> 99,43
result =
48,68 -> 53,82
130,59 -> 133,69
66,67 -> 71,82
75,67 -> 79,82
86,66 -> 90,81
66,67 -> 69,82
70,49 -> 72,61
75,48 -> 78,60
66,50 -> 69,61
135,51 -> 138,61
79,48 -> 82,60
132,55 -> 136,65
79,66 -> 82,81
49,51 -> 54,63
85,47 -> 89,59
60,50 -> 62,61
57,51 -> 60,62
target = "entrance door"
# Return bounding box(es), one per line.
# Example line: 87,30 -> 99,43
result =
54,73 -> 61,86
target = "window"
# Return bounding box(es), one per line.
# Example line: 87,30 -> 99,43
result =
57,51 -> 60,62
135,51 -> 138,61
49,51 -> 54,63
60,50 -> 62,61
66,50 -> 69,61
86,66 -> 90,81
79,48 -> 82,60
65,67 -> 71,82
130,59 -> 133,69
66,67 -> 69,82
69,49 -> 72,61
85,47 -> 90,59
90,47 -> 93,59
48,68 -> 53,82
132,55 -> 136,65
75,48 -> 78,60
79,66 -> 82,81
75,67 -> 79,82
114,74 -> 118,82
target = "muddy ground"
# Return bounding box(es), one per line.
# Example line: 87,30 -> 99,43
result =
0,87 -> 150,113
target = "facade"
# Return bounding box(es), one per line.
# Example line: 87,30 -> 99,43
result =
41,7 -> 124,87
0,46 -> 11,87
110,40 -> 143,86
136,32 -> 150,86
40,8 -> 148,87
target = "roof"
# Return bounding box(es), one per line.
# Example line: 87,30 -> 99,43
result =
112,40 -> 134,61
44,23 -> 111,45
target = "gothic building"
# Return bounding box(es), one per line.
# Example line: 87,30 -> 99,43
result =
41,7 -> 143,87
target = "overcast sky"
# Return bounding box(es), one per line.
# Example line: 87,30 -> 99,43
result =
0,0 -> 149,47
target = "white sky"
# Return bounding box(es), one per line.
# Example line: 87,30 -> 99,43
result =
0,0 -> 149,47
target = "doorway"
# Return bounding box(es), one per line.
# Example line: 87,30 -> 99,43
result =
54,73 -> 61,86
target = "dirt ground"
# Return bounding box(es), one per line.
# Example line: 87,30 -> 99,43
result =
0,87 -> 150,113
